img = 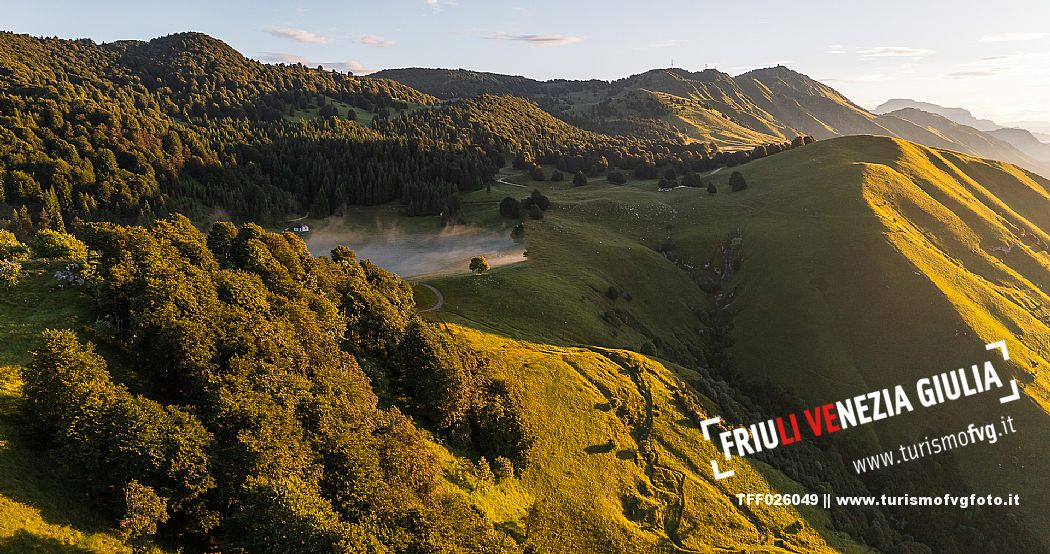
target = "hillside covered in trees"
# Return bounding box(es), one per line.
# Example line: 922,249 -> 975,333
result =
375,66 -> 1050,176
17,215 -> 539,552
0,32 -> 807,236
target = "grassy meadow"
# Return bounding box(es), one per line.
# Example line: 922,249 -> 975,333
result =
417,135 -> 1050,540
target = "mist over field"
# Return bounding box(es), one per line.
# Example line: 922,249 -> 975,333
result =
306,222 -> 525,278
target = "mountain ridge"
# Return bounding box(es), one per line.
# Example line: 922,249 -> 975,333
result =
874,98 -> 1050,156
374,66 -> 1050,176
873,98 -> 1001,130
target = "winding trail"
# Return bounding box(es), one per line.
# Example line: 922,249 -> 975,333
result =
496,174 -> 527,188
417,283 -> 444,312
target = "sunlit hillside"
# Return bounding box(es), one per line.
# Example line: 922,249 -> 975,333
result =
443,327 -> 871,552
424,135 -> 1050,550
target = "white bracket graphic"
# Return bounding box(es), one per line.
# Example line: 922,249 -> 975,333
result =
986,341 -> 1020,403
700,416 -> 721,441
986,340 -> 1010,361
1000,380 -> 1020,404
711,459 -> 735,480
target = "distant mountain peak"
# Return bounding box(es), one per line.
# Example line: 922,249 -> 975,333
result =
872,99 -> 999,131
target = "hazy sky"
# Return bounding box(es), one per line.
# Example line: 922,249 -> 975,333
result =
5,0 -> 1050,123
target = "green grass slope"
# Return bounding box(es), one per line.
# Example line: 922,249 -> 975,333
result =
421,135 -> 1050,546
697,136 -> 1050,539
427,169 -> 712,366
0,262 -> 137,553
446,326 -> 868,553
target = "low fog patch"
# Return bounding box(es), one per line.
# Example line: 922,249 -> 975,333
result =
306,221 -> 523,278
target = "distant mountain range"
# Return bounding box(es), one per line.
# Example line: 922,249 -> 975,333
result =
875,98 -> 1050,152
1004,120 -> 1050,141
873,98 -> 1001,131
374,67 -> 1050,177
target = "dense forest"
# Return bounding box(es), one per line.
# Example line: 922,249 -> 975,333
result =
0,32 -> 808,236
21,216 -> 533,552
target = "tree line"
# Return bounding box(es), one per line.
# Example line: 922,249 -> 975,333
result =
22,215 -> 533,552
0,31 -> 817,237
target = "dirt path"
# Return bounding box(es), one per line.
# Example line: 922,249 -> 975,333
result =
417,283 -> 444,312
497,174 -> 527,188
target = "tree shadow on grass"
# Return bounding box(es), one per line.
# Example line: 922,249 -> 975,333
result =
583,441 -> 616,454
0,530 -> 94,553
0,402 -> 115,540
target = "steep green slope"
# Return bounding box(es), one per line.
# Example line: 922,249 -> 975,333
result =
446,327 -> 870,553
693,136 -> 1050,544
0,263 -> 139,552
697,136 -> 1049,402
420,135 -> 1050,550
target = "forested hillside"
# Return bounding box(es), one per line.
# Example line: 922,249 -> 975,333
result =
376,66 -> 1050,176
1,32 -> 807,234
12,216 -> 522,552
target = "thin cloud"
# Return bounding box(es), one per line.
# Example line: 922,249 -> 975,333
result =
360,34 -> 395,48
257,52 -> 373,75
481,32 -> 582,46
258,52 -> 311,64
826,44 -> 847,54
980,32 -> 1046,42
424,0 -> 440,11
265,26 -> 328,44
944,70 -> 999,79
858,46 -> 935,58
955,51 -> 1050,78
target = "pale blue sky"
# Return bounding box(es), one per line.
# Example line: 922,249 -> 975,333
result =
5,0 -> 1050,122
